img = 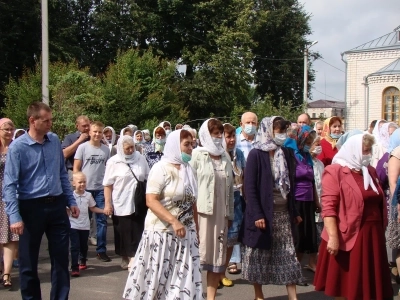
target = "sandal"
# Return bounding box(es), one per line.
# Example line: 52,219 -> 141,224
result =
227,263 -> 241,274
2,274 -> 12,287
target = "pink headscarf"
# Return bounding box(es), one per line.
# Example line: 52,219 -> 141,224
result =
0,118 -> 13,128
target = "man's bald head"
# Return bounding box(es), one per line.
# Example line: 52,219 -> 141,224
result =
297,113 -> 311,126
240,112 -> 258,137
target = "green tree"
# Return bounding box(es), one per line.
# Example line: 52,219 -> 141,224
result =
2,61 -> 105,139
251,0 -> 319,107
101,49 -> 188,130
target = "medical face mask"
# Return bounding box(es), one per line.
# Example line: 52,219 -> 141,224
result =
312,146 -> 322,155
243,124 -> 257,135
361,154 -> 372,167
273,133 -> 287,146
181,152 -> 192,163
212,137 -> 222,147
155,138 -> 166,145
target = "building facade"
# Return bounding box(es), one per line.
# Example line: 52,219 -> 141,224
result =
306,99 -> 345,123
342,26 -> 400,131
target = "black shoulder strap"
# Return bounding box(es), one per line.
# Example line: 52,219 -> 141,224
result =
126,163 -> 139,181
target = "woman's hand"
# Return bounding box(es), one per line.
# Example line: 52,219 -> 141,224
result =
327,236 -> 339,256
255,218 -> 266,229
103,205 -> 113,216
172,220 -> 186,238
294,216 -> 302,225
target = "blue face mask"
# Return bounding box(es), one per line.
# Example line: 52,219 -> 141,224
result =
181,152 -> 192,163
155,138 -> 166,145
330,133 -> 342,139
244,124 -> 257,135
303,145 -> 311,153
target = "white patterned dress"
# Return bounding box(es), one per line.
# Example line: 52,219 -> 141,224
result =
123,161 -> 203,300
0,153 -> 19,244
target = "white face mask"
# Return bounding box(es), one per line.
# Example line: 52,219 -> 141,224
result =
165,129 -> 171,136
125,153 -> 134,159
361,154 -> 371,167
273,133 -> 287,146
312,146 -> 322,155
212,137 -> 222,147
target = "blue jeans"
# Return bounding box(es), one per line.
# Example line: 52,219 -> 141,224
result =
87,190 -> 107,253
19,196 -> 70,300
228,191 -> 243,263
70,229 -> 89,270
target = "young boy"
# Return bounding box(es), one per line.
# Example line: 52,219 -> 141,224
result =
74,121 -> 112,262
69,172 -> 104,277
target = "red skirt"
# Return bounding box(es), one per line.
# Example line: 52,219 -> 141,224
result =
314,220 -> 393,300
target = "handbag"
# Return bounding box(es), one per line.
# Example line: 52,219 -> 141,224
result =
126,164 -> 147,217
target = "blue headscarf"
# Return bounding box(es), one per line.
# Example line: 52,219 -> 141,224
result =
283,125 -> 314,166
387,128 -> 400,154
336,129 -> 363,149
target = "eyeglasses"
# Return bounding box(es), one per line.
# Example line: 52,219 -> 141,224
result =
0,128 -> 14,133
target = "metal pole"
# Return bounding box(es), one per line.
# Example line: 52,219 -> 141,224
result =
303,47 -> 308,106
41,0 -> 49,105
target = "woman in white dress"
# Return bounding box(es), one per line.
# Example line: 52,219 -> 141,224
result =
123,129 -> 203,300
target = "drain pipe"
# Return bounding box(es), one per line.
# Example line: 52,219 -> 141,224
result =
363,75 -> 371,131
340,52 -> 348,130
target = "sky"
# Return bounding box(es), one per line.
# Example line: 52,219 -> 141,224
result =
302,0 -> 400,103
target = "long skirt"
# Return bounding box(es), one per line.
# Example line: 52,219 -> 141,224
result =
294,200 -> 318,253
123,229 -> 204,300
112,214 -> 145,257
314,220 -> 393,300
241,211 -> 303,285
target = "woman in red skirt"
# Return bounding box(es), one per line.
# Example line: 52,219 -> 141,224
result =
314,133 -> 393,300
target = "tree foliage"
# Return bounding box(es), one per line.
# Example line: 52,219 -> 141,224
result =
0,0 -> 318,125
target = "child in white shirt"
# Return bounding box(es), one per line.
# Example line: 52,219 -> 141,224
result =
69,172 -> 104,277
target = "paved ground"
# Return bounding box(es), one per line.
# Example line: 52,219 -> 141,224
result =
1,220 -> 399,299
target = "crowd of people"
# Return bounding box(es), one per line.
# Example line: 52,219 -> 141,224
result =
0,102 -> 399,300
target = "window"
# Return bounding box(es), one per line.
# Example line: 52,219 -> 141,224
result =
382,87 -> 400,123
312,113 -> 316,118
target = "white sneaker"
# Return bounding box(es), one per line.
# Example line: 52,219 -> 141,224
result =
89,237 -> 97,246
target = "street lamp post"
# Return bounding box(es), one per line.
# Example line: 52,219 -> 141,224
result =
41,0 -> 49,105
303,41 -> 318,106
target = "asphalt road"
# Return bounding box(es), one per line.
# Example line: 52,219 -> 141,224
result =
1,220 -> 399,299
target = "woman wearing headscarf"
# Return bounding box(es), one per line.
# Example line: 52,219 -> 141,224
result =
120,126 -> 134,137
385,129 -> 400,285
284,125 -> 320,272
122,130 -> 203,299
240,116 -> 303,300
103,126 -> 117,154
336,129 -> 363,150
103,136 -> 150,269
141,129 -> 152,144
371,122 -> 398,168
317,116 -> 343,167
12,129 -> 25,140
190,118 -> 234,299
143,126 -> 166,169
310,136 -> 325,247
0,118 -> 17,288
222,123 -> 246,277
372,119 -> 387,143
159,121 -> 172,137
314,134 -> 393,300
133,130 -> 144,154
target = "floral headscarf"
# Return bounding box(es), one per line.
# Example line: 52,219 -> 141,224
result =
284,125 -> 314,166
253,116 -> 290,199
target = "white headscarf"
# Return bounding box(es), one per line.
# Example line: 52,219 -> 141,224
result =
159,121 -> 171,129
372,119 -> 386,144
197,118 -> 225,156
127,124 -> 138,132
103,126 -> 116,151
378,122 -> 391,150
120,126 -> 133,137
114,135 -> 140,164
332,134 -> 378,193
161,130 -> 198,198
152,126 -> 166,152
133,130 -> 143,144
13,129 -> 26,140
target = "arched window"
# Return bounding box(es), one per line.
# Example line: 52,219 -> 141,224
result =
382,87 -> 400,123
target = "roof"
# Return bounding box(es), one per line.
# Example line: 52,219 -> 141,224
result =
369,58 -> 400,76
307,100 -> 345,109
344,26 -> 400,54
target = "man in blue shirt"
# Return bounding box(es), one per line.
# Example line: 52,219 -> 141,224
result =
3,102 -> 80,300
